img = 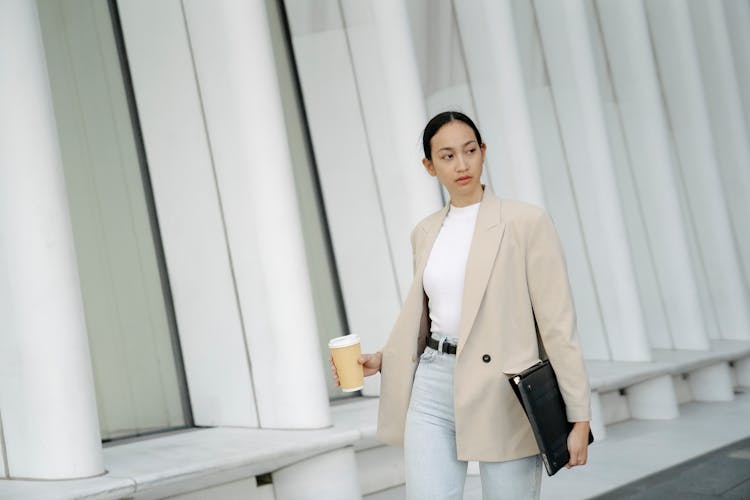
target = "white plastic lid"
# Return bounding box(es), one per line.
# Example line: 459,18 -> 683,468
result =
328,334 -> 360,348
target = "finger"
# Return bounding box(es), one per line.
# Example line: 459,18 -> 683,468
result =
566,453 -> 584,468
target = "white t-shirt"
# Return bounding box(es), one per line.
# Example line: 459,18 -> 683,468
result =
422,201 -> 481,342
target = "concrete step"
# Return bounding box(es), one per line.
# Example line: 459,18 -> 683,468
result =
589,340 -> 750,438
331,341 -> 750,498
363,388 -> 750,499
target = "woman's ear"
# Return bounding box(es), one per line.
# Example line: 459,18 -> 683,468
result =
422,157 -> 436,177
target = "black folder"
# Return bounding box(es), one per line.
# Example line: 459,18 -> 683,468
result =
509,360 -> 594,476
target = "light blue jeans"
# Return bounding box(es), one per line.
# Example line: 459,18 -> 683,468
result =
404,345 -> 542,500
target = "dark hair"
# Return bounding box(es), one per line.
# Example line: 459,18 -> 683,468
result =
421,111 -> 483,161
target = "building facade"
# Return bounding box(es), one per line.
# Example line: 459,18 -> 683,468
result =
1,0 -> 749,498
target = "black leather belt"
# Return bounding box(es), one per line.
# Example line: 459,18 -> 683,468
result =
426,336 -> 458,355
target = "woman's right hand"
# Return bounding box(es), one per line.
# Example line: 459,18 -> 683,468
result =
329,352 -> 382,387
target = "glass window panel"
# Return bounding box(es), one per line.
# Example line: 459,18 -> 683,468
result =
36,0 -> 191,440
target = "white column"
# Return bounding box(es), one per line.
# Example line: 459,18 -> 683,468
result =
182,0 -> 330,428
626,375 -> 679,420
589,391 -> 607,441
723,0 -> 750,139
735,357 -> 750,387
645,0 -> 750,341
687,0 -> 750,286
0,412 -> 6,478
0,0 -> 103,479
342,0 -> 443,299
453,0 -> 546,205
689,363 -> 734,402
283,2 -> 400,398
535,0 -> 651,361
596,0 -> 710,351
117,0 -> 259,428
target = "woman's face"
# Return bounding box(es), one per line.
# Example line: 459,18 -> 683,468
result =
422,120 -> 486,205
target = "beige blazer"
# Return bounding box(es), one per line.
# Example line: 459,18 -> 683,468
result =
376,185 -> 591,462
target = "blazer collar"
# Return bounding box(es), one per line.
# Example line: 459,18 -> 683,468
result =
414,184 -> 507,356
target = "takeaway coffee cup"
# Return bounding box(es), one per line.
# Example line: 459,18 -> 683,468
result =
328,334 -> 364,392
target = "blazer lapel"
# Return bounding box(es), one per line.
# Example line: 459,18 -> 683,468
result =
456,189 -> 506,356
413,203 -> 450,278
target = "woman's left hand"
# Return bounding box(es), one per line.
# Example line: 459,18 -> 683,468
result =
565,421 -> 590,468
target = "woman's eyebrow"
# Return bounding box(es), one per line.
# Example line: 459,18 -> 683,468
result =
437,140 -> 477,152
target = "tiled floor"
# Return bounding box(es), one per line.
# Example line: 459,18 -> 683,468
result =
365,388 -> 750,499
590,436 -> 750,499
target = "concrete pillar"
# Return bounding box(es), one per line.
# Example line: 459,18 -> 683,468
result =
0,0 -> 103,479
733,357 -> 750,387
723,0 -> 750,138
689,363 -> 735,402
453,0 -> 546,205
645,0 -> 750,341
626,375 -> 679,420
596,0 -> 710,351
590,391 -> 607,441
282,1 -> 403,398
671,374 -> 689,404
341,0 -> 444,300
181,0 -> 331,428
0,413 -> 6,478
273,447 -> 362,500
117,0 -> 260,427
535,0 -> 651,361
687,0 -> 750,288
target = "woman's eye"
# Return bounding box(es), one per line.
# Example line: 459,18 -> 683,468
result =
444,154 -> 453,160
467,149 -> 476,154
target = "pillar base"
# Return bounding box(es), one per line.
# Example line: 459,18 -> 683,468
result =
733,356 -> 750,387
0,414 -> 6,478
590,391 -> 606,441
689,363 -> 734,402
273,447 -> 361,500
626,375 -> 679,420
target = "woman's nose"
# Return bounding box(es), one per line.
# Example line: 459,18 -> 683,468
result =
456,155 -> 469,171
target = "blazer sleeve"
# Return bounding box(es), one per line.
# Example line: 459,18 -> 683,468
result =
525,210 -> 591,422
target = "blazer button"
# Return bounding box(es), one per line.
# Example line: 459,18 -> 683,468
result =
411,354 -> 417,363
482,354 -> 491,363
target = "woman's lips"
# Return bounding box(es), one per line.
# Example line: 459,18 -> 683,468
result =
456,176 -> 472,185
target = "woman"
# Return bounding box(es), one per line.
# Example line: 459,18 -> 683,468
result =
331,111 -> 591,499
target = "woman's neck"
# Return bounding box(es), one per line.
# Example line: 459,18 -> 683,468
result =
450,184 -> 484,207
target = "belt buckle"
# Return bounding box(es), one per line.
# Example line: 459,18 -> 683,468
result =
437,337 -> 446,353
